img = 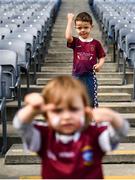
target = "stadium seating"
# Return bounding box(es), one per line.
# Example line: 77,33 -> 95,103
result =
0,0 -> 61,156
0,50 -> 20,154
93,0 -> 135,100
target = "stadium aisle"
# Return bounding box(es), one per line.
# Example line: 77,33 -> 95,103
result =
0,0 -> 135,179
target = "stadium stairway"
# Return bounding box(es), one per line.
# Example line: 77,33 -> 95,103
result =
0,0 -> 135,179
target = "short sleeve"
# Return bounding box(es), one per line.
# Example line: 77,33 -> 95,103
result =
67,36 -> 77,49
96,41 -> 106,59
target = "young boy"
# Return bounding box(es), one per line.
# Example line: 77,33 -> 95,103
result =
13,75 -> 129,179
65,12 -> 106,107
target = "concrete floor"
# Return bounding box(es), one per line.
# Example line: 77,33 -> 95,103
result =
1,157 -> 135,179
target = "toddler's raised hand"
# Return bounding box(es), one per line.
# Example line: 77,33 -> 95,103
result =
17,93 -> 55,124
25,93 -> 44,109
92,108 -> 124,128
92,108 -> 113,123
85,107 -> 124,129
25,93 -> 55,114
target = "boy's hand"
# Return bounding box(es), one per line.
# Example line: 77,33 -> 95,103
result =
93,57 -> 105,72
67,13 -> 74,21
93,63 -> 102,72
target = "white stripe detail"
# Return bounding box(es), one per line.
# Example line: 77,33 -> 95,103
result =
98,129 -> 112,152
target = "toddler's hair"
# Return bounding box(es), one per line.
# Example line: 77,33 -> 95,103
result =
75,12 -> 93,25
42,75 -> 92,123
42,75 -> 90,106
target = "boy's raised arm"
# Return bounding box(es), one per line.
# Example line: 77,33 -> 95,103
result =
65,13 -> 74,43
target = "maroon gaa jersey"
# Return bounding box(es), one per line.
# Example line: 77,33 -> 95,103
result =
67,37 -> 106,75
34,123 -> 107,179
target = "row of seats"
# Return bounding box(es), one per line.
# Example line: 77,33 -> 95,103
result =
92,1 -> 135,100
0,0 -> 61,155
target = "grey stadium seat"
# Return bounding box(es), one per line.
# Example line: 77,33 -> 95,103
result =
0,50 -> 21,154
0,39 -> 30,90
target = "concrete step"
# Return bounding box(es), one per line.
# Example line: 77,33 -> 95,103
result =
4,95 -> 135,123
98,84 -> 133,94
44,62 -> 72,66
44,59 -> 117,69
41,66 -> 116,72
20,84 -> 133,98
42,65 -> 116,71
49,41 -> 67,46
27,71 -> 124,79
103,164 -> 135,178
22,83 -> 133,93
1,161 -> 135,179
10,84 -> 132,102
48,49 -> 71,53
44,58 -> 115,65
3,95 -> 132,122
41,66 -> 72,72
104,143 -> 135,163
98,93 -> 131,102
36,77 -> 123,86
44,66 -> 118,73
5,143 -> 135,164
45,57 -> 112,63
1,124 -> 135,145
99,102 -> 135,113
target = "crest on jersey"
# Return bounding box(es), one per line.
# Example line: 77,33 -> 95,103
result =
81,146 -> 93,166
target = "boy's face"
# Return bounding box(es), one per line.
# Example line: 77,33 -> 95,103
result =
75,21 -> 92,39
46,95 -> 86,135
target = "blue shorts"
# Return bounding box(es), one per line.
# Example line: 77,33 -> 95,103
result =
74,72 -> 98,108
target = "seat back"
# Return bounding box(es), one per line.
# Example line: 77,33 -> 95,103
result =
125,32 -> 135,66
115,22 -> 129,42
0,50 -> 17,99
7,32 -> 34,61
0,27 -> 10,39
16,27 -> 38,52
7,32 -> 34,51
119,27 -> 135,51
0,39 -> 26,66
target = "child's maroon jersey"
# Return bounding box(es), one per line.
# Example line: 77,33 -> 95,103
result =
67,37 -> 106,75
34,123 -> 107,179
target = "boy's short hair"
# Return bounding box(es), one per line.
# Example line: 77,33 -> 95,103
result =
75,12 -> 93,25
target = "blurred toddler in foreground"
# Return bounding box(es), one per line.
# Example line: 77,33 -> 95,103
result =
13,75 -> 129,179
